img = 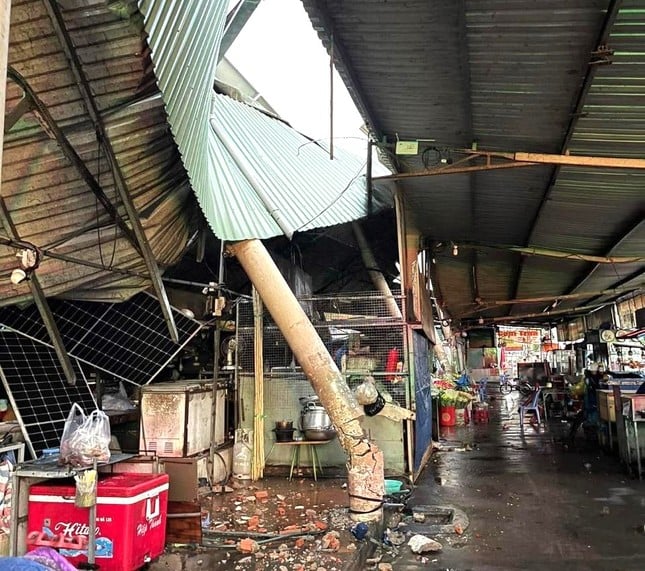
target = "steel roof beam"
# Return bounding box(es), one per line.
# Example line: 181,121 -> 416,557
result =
569,216 -> 644,293
6,68 -> 140,251
0,198 -> 77,385
303,0 -> 383,141
218,0 -> 261,63
44,0 -> 179,342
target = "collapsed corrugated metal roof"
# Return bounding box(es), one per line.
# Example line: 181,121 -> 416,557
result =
140,0 -> 389,242
0,0 -> 202,308
138,0 -> 228,222
205,93 -> 389,241
301,0 -> 645,326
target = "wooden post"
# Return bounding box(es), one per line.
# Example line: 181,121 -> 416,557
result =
252,287 -> 265,480
228,239 -> 384,521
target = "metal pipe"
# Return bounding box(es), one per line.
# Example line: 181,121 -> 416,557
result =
228,239 -> 384,521
329,33 -> 334,160
210,120 -> 295,239
0,1 -> 10,166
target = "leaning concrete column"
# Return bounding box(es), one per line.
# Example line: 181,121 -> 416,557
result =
228,239 -> 384,521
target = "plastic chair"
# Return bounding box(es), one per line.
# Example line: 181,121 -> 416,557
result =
518,388 -> 542,426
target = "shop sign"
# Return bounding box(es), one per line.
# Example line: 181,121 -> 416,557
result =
498,328 -> 541,350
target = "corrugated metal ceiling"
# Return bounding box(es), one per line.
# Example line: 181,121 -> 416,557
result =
302,0 -> 645,326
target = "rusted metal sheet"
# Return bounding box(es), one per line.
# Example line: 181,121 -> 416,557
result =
0,0 -> 198,307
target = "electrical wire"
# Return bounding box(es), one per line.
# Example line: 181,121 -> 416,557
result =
292,160 -> 367,234
295,136 -> 370,157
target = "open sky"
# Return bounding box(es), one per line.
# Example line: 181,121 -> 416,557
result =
225,0 -> 369,159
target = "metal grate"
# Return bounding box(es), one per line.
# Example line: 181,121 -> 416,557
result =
237,292 -> 410,408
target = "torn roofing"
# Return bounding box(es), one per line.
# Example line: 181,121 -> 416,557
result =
205,94 -> 391,241
138,0 -> 228,227
140,0 -> 390,243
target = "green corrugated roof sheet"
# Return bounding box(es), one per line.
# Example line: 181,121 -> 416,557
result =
140,0 -> 390,241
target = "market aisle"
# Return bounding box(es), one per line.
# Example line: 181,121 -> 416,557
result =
395,391 -> 645,571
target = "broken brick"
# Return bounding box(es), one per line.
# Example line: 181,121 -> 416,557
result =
295,538 -> 305,549
314,520 -> 328,531
281,524 -> 302,533
236,538 -> 259,553
321,531 -> 340,551
247,515 -> 260,530
255,490 -> 269,500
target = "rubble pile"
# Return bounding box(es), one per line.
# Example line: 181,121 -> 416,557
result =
199,479 -> 359,570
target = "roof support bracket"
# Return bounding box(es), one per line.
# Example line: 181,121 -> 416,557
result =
0,198 -> 77,385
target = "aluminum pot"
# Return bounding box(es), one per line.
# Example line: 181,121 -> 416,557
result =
301,405 -> 332,431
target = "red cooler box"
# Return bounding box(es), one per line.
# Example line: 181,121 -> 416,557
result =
27,473 -> 169,571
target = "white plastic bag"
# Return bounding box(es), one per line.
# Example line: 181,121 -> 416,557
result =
354,376 -> 379,405
60,406 -> 111,467
59,403 -> 86,464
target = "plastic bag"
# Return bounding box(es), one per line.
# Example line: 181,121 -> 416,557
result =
354,376 -> 378,405
59,403 -> 86,464
101,382 -> 135,411
60,405 -> 111,467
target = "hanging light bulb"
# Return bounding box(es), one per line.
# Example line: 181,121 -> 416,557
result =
478,317 -> 484,325
452,243 -> 459,256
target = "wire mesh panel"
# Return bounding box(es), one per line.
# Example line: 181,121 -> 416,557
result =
237,292 -> 410,408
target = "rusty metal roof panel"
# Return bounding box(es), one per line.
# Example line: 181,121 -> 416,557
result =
466,2 -> 607,153
570,4 -> 645,157
303,0 -> 644,324
0,0 -> 198,307
401,165 -> 552,247
530,166 -> 645,255
204,94 -> 384,240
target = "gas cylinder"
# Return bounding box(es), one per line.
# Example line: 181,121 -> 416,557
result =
232,428 -> 252,480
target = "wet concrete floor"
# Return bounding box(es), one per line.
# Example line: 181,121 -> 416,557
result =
392,390 -> 645,570
152,389 -> 645,570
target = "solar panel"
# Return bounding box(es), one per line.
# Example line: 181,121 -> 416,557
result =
0,292 -> 202,385
0,332 -> 97,459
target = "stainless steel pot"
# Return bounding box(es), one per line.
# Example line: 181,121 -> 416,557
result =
301,404 -> 332,430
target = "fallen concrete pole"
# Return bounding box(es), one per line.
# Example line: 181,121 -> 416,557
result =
228,239 -> 384,522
